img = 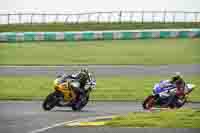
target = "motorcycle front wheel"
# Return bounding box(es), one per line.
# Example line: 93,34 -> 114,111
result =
42,92 -> 58,111
142,95 -> 156,110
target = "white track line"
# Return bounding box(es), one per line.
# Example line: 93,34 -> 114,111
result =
30,115 -> 115,133
29,120 -> 78,133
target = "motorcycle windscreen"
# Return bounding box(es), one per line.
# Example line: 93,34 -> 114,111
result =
153,83 -> 175,94
153,84 -> 163,94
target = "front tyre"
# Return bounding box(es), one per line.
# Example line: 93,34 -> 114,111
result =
42,92 -> 58,111
142,95 -> 155,110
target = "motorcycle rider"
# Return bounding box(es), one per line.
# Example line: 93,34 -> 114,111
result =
157,72 -> 185,90
155,72 -> 186,107
70,68 -> 91,95
55,68 -> 92,99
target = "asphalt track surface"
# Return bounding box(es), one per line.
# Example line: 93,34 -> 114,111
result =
0,64 -> 200,76
0,64 -> 200,133
0,101 -> 200,133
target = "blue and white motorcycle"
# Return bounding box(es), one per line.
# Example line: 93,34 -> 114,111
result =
143,80 -> 195,110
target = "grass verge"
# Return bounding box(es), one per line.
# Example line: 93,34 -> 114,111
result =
0,75 -> 199,101
0,39 -> 200,65
105,108 -> 200,128
0,22 -> 200,32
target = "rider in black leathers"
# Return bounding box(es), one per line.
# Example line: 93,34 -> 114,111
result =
56,68 -> 91,98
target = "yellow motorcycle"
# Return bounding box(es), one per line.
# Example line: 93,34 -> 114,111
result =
42,73 -> 96,111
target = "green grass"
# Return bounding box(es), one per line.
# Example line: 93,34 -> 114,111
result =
0,39 -> 200,65
0,22 -> 200,32
0,75 -> 199,101
105,109 -> 200,128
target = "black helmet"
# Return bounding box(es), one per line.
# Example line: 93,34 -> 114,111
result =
81,68 -> 89,74
171,72 -> 182,83
78,69 -> 89,86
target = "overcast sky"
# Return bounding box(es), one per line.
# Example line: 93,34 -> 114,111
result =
0,0 -> 200,13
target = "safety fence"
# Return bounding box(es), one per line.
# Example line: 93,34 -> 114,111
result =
0,11 -> 200,24
0,29 -> 200,42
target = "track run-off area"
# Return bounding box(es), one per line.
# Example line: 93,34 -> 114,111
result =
0,64 -> 200,133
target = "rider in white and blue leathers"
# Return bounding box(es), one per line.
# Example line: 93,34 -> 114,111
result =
153,72 -> 186,107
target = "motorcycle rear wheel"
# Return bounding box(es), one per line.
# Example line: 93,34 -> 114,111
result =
170,96 -> 187,109
72,95 -> 89,111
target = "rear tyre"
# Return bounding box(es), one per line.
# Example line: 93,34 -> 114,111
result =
72,95 -> 89,111
42,92 -> 58,111
174,96 -> 187,108
143,95 -> 155,110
